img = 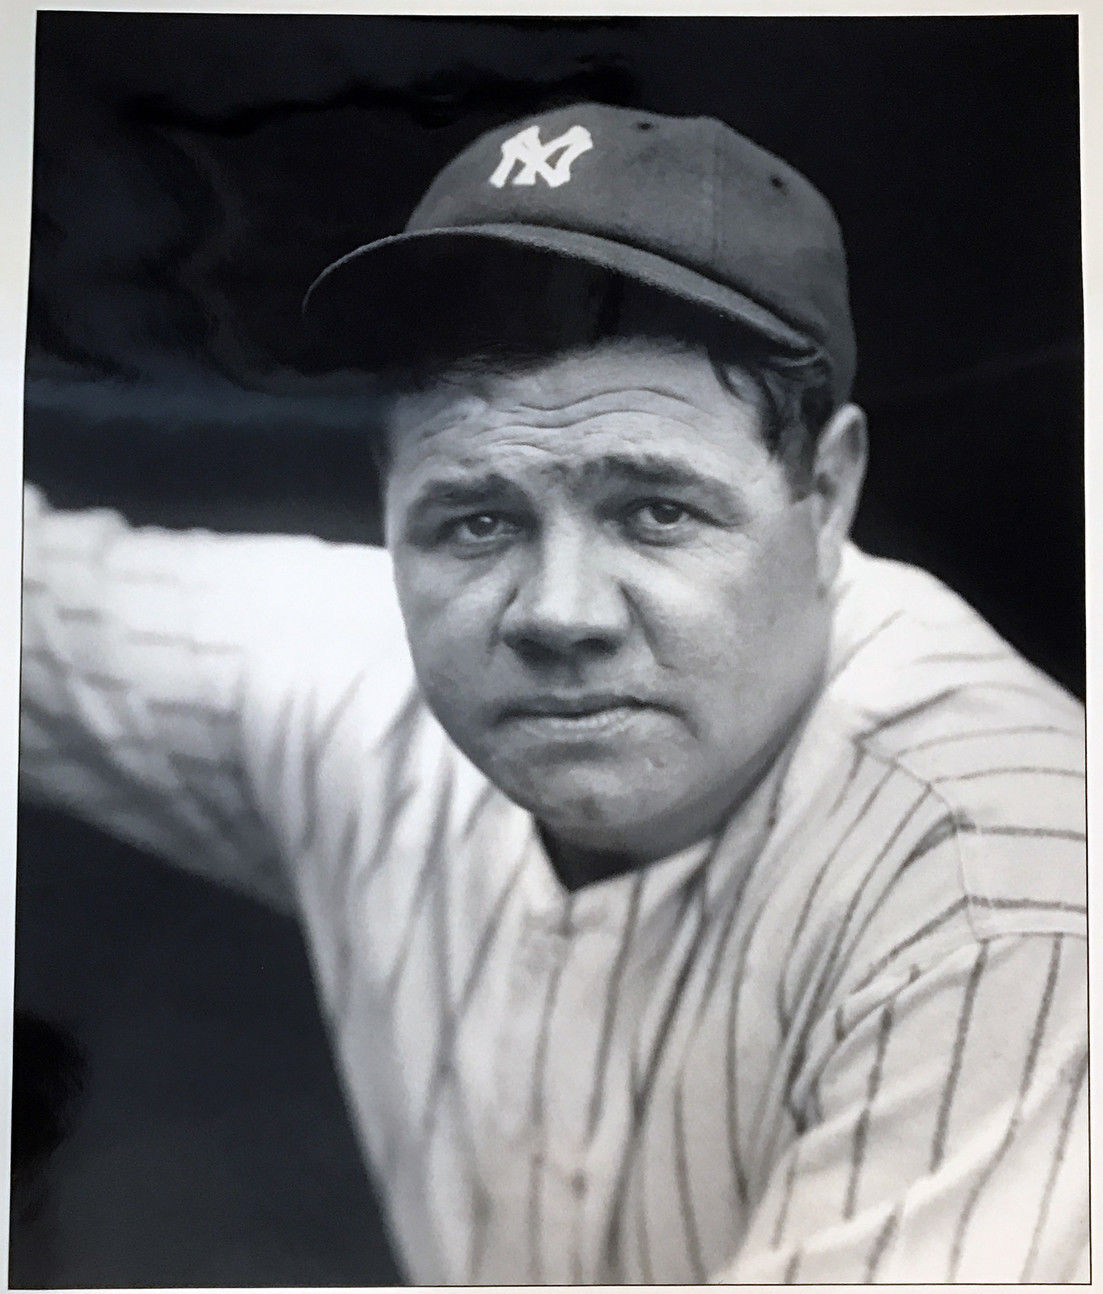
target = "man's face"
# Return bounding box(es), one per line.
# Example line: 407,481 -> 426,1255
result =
383,340 -> 836,865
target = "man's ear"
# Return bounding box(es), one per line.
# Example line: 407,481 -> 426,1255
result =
808,403 -> 867,592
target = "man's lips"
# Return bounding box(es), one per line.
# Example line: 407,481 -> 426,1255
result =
496,693 -> 668,721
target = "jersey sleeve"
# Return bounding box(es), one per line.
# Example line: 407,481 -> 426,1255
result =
19,484 -> 408,911
714,930 -> 1087,1283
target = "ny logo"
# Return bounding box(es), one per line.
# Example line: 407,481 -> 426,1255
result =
489,124 -> 594,189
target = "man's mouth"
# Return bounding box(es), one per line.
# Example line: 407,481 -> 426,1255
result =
500,692 -> 651,719
495,693 -> 669,736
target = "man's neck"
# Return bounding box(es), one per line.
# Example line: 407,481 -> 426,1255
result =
537,828 -> 641,892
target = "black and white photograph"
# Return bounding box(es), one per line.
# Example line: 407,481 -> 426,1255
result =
5,6 -> 1089,1287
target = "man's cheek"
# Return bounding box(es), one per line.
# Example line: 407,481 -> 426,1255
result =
644,577 -> 755,673
407,609 -> 496,715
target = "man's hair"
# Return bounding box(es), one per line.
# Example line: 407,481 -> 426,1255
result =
370,250 -> 835,495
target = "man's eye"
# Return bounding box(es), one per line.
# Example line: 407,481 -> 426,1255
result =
624,499 -> 695,539
445,512 -> 518,548
641,501 -> 687,525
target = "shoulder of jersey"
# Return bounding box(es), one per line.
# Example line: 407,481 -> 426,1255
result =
819,544 -> 1085,942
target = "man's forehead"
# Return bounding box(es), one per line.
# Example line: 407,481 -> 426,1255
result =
385,337 -> 761,443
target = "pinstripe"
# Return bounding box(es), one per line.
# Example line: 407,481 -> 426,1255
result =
526,906 -> 573,1283
858,687 -> 963,741
790,789 -> 930,1067
631,867 -> 713,1105
325,793 -> 372,1024
25,653 -> 134,694
830,811 -> 966,994
334,793 -> 362,860
865,1204 -> 901,1280
977,897 -> 1086,915
421,852 -> 527,1133
99,565 -> 180,587
670,814 -> 777,1211
974,678 -> 1085,701
844,1001 -> 895,1218
782,1247 -> 801,1281
672,1081 -> 707,1280
722,935 -> 752,1208
145,697 -> 234,721
21,645 -> 66,668
150,748 -> 241,776
262,690 -> 295,793
934,764 -> 1083,783
54,604 -> 101,623
930,944 -> 989,1171
947,935 -> 1064,1279
690,831 -> 760,1020
850,898 -> 970,995
633,1145 -> 655,1283
630,878 -> 711,1254
770,1142 -> 801,1247
20,694 -> 88,735
20,699 -> 127,765
468,1181 -> 492,1284
776,763 -> 897,1028
374,771 -> 458,1182
894,722 -> 1081,757
528,1138 -> 548,1278
603,866 -> 712,1278
357,690 -> 424,890
79,669 -> 136,693
384,759 -> 455,996
569,1198 -> 585,1285
668,806 -> 781,1215
166,752 -> 253,856
296,685 -> 322,853
827,743 -> 867,818
1020,1046 -> 1089,1281
298,670 -> 367,856
966,824 -> 1085,842
586,873 -> 644,1140
827,610 -> 903,682
431,801 -> 454,1106
124,627 -> 243,652
327,846 -> 362,1019
910,650 -> 1016,666
224,665 -> 260,803
725,886 -> 783,1199
460,782 -> 496,838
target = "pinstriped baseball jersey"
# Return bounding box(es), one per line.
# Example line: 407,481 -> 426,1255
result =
20,486 -> 1087,1283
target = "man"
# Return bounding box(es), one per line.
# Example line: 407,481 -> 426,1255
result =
20,103 -> 1086,1283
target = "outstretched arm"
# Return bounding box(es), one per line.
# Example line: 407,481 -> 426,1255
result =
20,485 -> 404,911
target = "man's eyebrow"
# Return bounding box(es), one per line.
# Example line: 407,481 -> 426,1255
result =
581,453 -> 742,512
405,455 -> 743,516
407,472 -> 520,512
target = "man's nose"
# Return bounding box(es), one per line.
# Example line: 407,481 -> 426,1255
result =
499,525 -> 631,662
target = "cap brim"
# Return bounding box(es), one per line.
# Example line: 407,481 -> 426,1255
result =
302,224 -> 819,368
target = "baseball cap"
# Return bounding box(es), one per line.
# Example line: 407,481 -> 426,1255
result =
303,102 -> 856,403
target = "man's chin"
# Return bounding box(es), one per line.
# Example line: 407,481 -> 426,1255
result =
489,761 -> 704,863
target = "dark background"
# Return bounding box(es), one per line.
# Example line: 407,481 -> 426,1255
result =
14,12 -> 1083,1287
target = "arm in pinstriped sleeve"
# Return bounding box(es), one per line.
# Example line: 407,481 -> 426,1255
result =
715,930 -> 1088,1283
19,484 -> 398,911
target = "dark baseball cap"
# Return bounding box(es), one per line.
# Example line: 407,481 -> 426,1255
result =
303,102 -> 856,403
